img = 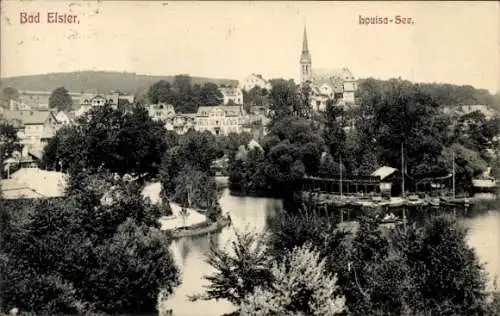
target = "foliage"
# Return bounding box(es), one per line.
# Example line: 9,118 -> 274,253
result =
0,71 -> 236,99
397,215 -> 489,315
335,213 -> 415,315
49,86 -> 73,111
159,130 -> 221,202
199,230 -> 273,306
217,132 -> 253,163
41,105 -> 169,179
228,114 -> 324,197
240,244 -> 346,316
266,210 -> 348,271
171,166 -> 218,209
0,87 -> 18,105
267,79 -> 301,122
0,122 -> 21,177
147,76 -> 223,113
1,172 -> 179,315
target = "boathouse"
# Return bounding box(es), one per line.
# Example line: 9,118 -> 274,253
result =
301,174 -> 380,195
371,166 -> 401,197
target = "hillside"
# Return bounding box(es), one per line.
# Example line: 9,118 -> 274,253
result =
0,71 -> 238,95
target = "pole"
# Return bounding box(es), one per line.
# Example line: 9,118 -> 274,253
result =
401,142 -> 405,197
452,151 -> 455,199
340,156 -> 343,198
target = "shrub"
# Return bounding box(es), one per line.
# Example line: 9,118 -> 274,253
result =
240,244 -> 346,316
195,229 -> 273,306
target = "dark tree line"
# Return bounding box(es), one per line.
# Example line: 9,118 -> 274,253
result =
197,208 -> 498,315
147,75 -> 223,113
229,77 -> 499,198
41,104 -> 169,180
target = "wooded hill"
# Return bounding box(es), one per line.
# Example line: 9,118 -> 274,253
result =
0,71 -> 238,96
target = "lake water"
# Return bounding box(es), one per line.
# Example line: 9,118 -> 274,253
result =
163,189 -> 500,316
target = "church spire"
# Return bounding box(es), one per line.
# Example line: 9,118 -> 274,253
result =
300,25 -> 312,83
302,26 -> 309,53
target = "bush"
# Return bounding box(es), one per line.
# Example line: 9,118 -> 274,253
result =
240,244 -> 346,316
1,174 -> 180,315
197,230 -> 273,306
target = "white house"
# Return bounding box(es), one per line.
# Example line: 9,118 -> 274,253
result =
299,27 -> 357,110
219,87 -> 244,105
1,109 -> 59,160
195,105 -> 246,136
238,74 -> 272,92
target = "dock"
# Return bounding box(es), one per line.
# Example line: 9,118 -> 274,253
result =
303,192 -> 474,209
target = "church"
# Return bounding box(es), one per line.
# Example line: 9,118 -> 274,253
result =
300,27 -> 357,111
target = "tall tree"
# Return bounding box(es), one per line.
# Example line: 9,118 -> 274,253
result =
200,83 -> 223,106
49,87 -> 73,111
147,80 -> 173,104
0,122 -> 21,177
0,87 -> 18,107
41,105 -> 169,178
268,79 -> 300,123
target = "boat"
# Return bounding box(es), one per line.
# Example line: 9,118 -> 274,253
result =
379,213 -> 403,224
430,198 -> 440,207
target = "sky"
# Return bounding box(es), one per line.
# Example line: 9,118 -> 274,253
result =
1,1 -> 499,93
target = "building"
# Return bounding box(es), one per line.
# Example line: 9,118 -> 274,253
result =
146,103 -> 176,122
169,114 -> 197,134
299,26 -> 357,110
238,74 -> 272,92
219,87 -> 244,105
54,111 -> 74,126
14,90 -> 86,109
371,166 -> 400,197
1,109 -> 59,161
1,168 -> 66,199
196,105 -> 247,136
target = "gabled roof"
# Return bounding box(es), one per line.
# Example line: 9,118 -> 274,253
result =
371,166 -> 398,180
2,168 -> 67,199
312,67 -> 355,81
197,105 -> 243,117
2,109 -> 56,125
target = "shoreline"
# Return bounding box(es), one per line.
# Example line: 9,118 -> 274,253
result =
169,215 -> 232,239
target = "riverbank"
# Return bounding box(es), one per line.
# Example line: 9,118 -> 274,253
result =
170,215 -> 232,239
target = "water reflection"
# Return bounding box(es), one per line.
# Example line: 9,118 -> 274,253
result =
164,190 -> 499,315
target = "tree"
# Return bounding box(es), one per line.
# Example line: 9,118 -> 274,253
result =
336,213 -> 415,315
148,80 -> 172,104
0,87 -> 18,106
240,244 -> 346,316
193,230 -> 273,306
268,79 -> 300,123
398,215 -> 489,315
0,122 -> 21,177
1,172 -> 180,314
171,166 -> 218,209
49,87 -> 73,111
41,105 -> 169,179
200,83 -> 223,106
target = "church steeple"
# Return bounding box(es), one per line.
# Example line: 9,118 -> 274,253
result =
300,26 -> 312,83
302,26 -> 309,53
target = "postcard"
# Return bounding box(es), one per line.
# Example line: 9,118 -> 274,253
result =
1,1 -> 499,316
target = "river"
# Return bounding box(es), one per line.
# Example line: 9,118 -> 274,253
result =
163,189 -> 500,316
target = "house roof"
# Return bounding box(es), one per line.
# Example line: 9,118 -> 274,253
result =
219,87 -> 241,97
6,168 -> 67,198
2,109 -> 56,125
248,139 -> 263,151
197,105 -> 243,117
312,67 -> 355,81
371,166 -> 398,180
